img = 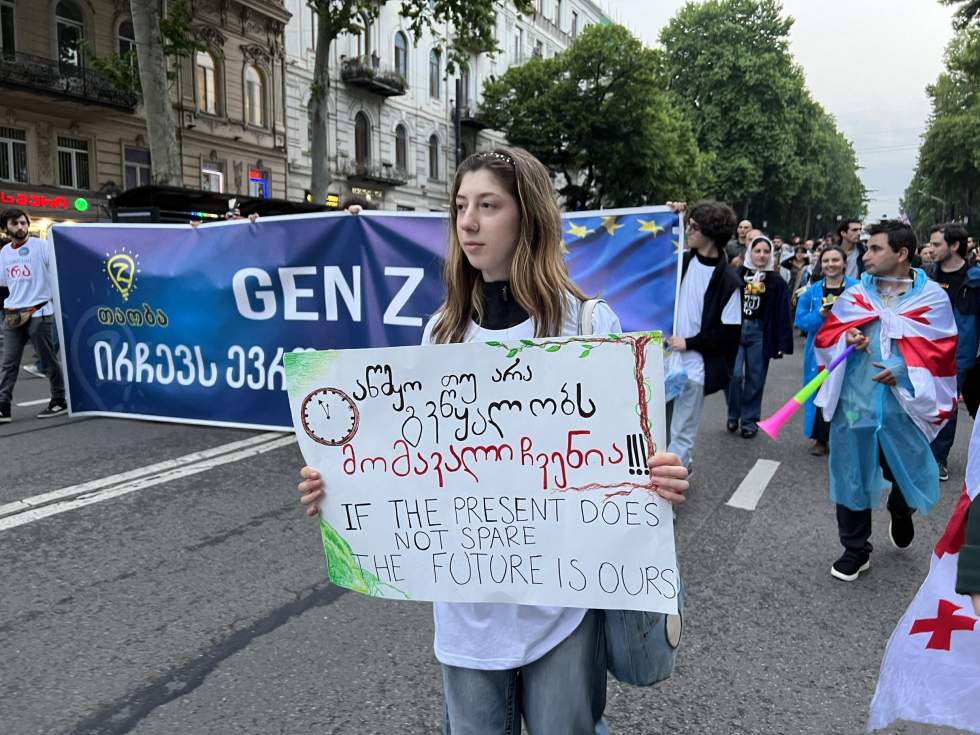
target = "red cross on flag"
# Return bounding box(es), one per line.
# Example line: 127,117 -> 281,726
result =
868,423 -> 980,732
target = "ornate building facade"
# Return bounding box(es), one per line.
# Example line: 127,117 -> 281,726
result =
0,0 -> 290,235
282,0 -> 607,211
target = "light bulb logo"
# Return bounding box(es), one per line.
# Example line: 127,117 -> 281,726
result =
102,248 -> 140,301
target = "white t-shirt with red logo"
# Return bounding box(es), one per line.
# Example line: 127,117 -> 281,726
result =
0,236 -> 54,317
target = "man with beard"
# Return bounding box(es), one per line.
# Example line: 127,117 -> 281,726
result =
925,222 -> 980,482
0,209 -> 66,422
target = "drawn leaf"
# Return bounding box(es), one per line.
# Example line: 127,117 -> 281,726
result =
506,348 -> 519,358
608,333 -> 621,340
486,341 -> 503,347
520,339 -> 535,346
579,348 -> 591,358
546,344 -> 561,352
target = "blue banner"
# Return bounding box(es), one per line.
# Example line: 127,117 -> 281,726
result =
50,207 -> 680,429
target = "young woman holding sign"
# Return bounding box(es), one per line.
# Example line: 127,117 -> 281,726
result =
297,147 -> 689,735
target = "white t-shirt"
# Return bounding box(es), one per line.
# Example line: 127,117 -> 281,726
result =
0,237 -> 55,316
674,254 -> 741,385
421,295 -> 622,670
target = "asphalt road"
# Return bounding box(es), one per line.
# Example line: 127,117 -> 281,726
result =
1,340 -> 973,735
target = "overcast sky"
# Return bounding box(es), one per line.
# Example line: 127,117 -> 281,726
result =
599,0 -> 956,221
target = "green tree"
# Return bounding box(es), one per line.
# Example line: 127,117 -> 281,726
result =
306,0 -> 533,202
902,27 -> 980,233
480,24 -> 706,210
660,0 -> 865,234
942,0 -> 980,30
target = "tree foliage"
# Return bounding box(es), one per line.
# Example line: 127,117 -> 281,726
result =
902,27 -> 980,237
942,0 -> 980,30
306,0 -> 533,200
659,0 -> 865,235
479,24 -> 706,210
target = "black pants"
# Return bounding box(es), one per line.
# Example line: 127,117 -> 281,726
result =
811,408 -> 830,444
835,448 -> 913,553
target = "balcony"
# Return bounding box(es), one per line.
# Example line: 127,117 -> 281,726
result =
0,51 -> 137,111
342,161 -> 408,187
456,105 -> 490,131
340,55 -> 407,97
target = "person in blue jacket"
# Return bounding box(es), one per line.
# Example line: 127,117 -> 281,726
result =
925,222 -> 980,481
727,234 -> 794,437
795,246 -> 858,455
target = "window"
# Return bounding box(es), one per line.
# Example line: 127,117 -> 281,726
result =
0,127 -> 27,184
354,112 -> 370,165
244,65 -> 264,126
555,0 -> 562,26
394,32 -> 408,80
429,49 -> 440,99
201,164 -> 224,192
460,67 -> 470,108
1,0 -> 15,59
248,168 -> 270,198
356,13 -> 370,58
428,134 -> 439,180
571,11 -> 578,38
123,146 -> 151,190
118,19 -> 135,56
56,1 -> 84,69
395,124 -> 407,170
195,51 -> 217,114
533,39 -> 543,58
57,136 -> 89,189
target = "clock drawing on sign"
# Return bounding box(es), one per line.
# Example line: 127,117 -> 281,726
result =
300,387 -> 360,446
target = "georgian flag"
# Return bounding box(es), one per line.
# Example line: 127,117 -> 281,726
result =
867,420 -> 980,732
813,277 -> 958,442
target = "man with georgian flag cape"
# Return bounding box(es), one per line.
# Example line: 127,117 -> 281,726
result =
867,417 -> 980,732
813,221 -> 958,582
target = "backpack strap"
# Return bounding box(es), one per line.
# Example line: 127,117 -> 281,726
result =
578,298 -> 605,336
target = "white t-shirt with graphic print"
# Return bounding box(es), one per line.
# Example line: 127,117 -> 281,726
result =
0,237 -> 55,317
422,295 -> 621,670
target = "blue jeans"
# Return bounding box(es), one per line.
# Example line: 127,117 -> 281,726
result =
442,609 -> 608,735
666,377 -> 705,468
727,319 -> 769,432
930,369 -> 966,465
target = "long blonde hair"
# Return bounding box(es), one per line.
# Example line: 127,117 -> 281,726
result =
431,146 -> 586,344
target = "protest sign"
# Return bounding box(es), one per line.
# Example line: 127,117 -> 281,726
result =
49,207 -> 681,429
284,331 -> 678,613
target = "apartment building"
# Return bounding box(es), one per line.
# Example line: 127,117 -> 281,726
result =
0,0 -> 290,236
282,0 -> 608,211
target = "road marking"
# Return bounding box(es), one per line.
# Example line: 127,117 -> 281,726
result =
0,432 -> 294,529
725,459 -> 781,511
16,398 -> 51,407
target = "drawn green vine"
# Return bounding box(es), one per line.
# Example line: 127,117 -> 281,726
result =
485,333 -> 624,359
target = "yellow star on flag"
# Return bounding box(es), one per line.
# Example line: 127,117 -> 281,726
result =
566,222 -> 591,239
638,219 -> 665,236
601,216 -> 623,236
674,239 -> 683,257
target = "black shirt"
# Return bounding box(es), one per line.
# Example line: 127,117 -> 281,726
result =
821,282 -> 846,311
740,268 -> 770,320
935,262 -> 968,302
477,280 -> 529,330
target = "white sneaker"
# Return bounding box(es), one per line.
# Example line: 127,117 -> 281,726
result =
22,364 -> 45,379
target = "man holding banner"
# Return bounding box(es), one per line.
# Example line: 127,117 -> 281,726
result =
0,208 -> 67,422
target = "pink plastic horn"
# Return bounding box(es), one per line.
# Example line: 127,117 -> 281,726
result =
758,345 -> 856,440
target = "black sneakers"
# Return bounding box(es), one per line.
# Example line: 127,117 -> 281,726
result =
831,550 -> 871,582
889,510 -> 915,550
0,403 -> 10,423
726,419 -> 738,433
37,400 -> 67,419
938,462 -> 949,482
